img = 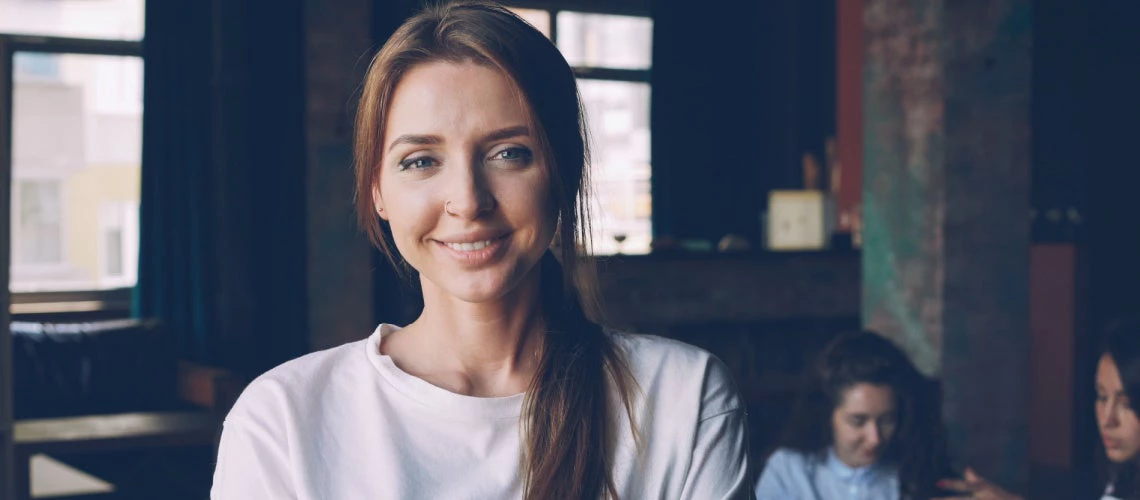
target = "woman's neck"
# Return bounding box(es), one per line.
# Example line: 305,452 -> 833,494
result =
382,269 -> 547,398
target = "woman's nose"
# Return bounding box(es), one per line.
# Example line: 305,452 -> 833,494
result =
444,161 -> 496,219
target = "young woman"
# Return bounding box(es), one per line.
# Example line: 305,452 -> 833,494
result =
1097,320 -> 1140,499
210,2 -> 750,498
938,319 -> 1140,500
756,331 -> 952,499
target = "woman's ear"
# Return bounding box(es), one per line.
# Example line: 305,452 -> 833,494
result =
373,185 -> 388,221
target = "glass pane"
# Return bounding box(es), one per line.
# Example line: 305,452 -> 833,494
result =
557,12 -> 652,70
16,180 -> 62,265
578,79 -> 651,255
0,0 -> 144,40
508,8 -> 550,38
105,228 -> 123,276
10,52 -> 143,292
98,200 -> 137,287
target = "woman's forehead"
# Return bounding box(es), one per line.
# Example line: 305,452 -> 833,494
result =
382,65 -> 539,151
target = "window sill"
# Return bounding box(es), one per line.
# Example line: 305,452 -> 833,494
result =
10,288 -> 132,320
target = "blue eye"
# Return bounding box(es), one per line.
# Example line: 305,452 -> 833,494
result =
491,147 -> 533,163
399,156 -> 436,171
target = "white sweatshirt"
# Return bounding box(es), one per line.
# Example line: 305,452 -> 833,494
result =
212,324 -> 751,499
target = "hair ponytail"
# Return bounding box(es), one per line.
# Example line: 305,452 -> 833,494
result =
522,252 -> 636,499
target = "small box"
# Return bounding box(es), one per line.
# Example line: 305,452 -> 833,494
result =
766,190 -> 836,251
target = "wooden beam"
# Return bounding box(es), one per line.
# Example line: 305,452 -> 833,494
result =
1,35 -> 17,500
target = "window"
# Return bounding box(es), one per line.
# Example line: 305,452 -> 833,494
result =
8,51 -> 142,293
0,0 -> 144,40
2,0 -> 143,302
509,6 -> 652,255
555,12 -> 651,70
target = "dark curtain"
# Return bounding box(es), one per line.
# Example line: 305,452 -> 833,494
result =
133,0 -> 217,364
135,0 -> 309,374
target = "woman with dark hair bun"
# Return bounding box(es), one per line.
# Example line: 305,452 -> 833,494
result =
756,331 -> 953,499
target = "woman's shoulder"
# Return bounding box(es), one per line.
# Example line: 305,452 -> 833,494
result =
755,447 -> 823,498
609,331 -> 742,418
764,448 -> 819,470
609,330 -> 720,367
226,331 -> 376,422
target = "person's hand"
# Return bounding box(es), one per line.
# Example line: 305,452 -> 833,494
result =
935,467 -> 1023,500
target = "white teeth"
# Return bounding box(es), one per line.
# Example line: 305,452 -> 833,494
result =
445,239 -> 495,252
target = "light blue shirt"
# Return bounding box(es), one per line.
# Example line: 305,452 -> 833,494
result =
755,448 -> 899,500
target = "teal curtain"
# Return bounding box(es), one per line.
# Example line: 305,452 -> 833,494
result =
133,0 -> 217,363
134,0 -> 309,372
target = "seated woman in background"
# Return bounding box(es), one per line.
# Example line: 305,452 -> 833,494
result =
939,319 -> 1140,500
756,331 -> 953,500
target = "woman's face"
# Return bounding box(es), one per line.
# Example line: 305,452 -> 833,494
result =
375,61 -> 557,305
831,383 -> 897,468
1096,354 -> 1140,463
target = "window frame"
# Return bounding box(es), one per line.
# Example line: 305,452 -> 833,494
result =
505,0 -> 649,19
507,2 -> 652,83
0,34 -> 141,317
508,2 -> 654,255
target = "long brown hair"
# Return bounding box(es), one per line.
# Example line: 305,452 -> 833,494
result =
353,2 -> 637,498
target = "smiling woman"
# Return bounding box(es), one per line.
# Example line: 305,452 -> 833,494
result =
756,331 -> 953,500
209,2 -> 750,499
374,62 -> 555,306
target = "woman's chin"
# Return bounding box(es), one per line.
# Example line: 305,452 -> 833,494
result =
419,255 -> 543,305
429,278 -> 499,303
1106,448 -> 1139,463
